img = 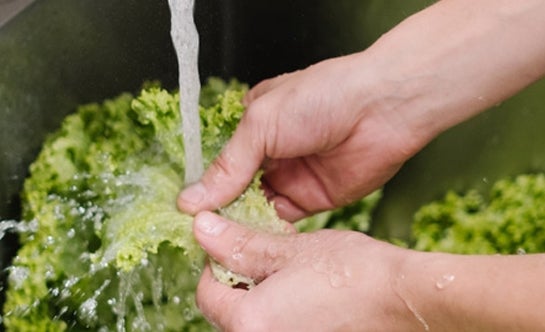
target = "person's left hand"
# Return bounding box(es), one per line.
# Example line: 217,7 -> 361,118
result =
192,211 -> 416,331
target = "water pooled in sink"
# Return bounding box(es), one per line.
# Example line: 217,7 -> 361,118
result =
168,0 -> 204,185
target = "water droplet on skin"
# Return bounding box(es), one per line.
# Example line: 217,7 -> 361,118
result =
235,235 -> 249,246
266,242 -> 288,262
312,257 -> 334,274
231,241 -> 244,261
435,274 -> 455,290
311,256 -> 351,288
328,268 -> 352,288
405,299 -> 430,331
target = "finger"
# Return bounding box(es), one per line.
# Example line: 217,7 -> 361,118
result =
269,196 -> 309,222
193,211 -> 296,281
177,109 -> 267,214
259,179 -> 309,222
195,264 -> 246,329
243,72 -> 295,106
263,158 -> 337,220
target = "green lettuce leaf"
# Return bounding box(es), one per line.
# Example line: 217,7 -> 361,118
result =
412,174 -> 545,254
3,79 -> 269,331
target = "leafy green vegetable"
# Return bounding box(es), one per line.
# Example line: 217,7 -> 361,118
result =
412,174 -> 545,254
296,190 -> 382,233
2,79 -> 277,331
2,76 -> 381,331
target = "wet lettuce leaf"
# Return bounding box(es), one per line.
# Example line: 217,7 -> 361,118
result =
2,77 -> 380,331
2,79 -> 266,331
412,174 -> 545,254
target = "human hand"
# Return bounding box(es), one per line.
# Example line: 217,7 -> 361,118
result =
179,55 -> 422,221
178,0 -> 545,222
192,211 -> 417,331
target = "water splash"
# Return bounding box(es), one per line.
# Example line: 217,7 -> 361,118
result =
7,266 -> 29,290
78,279 -> 111,326
0,219 -> 37,240
131,291 -> 151,331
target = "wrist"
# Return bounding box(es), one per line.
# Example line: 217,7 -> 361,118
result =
384,249 -> 443,332
352,241 -> 437,331
350,0 -> 545,163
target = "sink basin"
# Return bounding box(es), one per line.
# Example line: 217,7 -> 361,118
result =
2,0 -> 545,263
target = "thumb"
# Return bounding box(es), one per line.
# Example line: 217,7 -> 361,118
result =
177,111 -> 266,215
192,211 -> 295,282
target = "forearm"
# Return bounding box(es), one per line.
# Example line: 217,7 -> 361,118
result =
353,0 -> 545,153
397,251 -> 545,331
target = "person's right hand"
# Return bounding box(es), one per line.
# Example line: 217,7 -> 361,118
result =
178,54 -> 423,221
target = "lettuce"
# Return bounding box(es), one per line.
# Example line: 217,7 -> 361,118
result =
412,174 -> 545,254
2,78 -> 278,331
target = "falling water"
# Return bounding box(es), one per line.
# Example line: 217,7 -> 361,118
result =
2,2 -> 205,329
168,0 -> 204,185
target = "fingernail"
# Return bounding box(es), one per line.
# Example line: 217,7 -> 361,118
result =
195,213 -> 228,236
178,182 -> 206,209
